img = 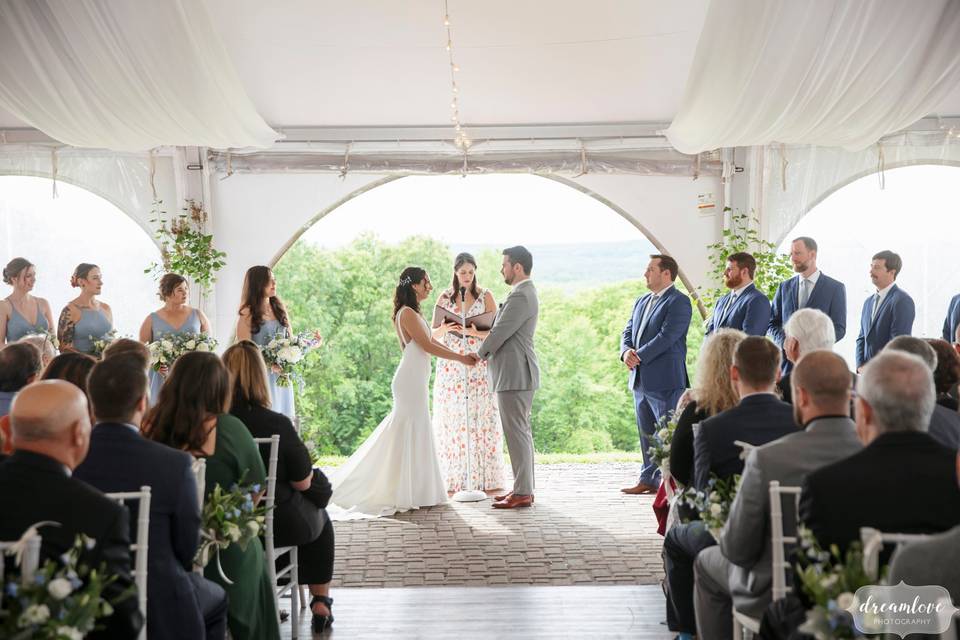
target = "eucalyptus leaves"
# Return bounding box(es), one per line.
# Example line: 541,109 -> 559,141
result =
145,200 -> 227,295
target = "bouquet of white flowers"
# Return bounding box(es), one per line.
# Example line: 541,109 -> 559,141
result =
682,473 -> 741,539
259,329 -> 323,387
89,330 -> 119,359
646,412 -> 678,476
147,332 -> 218,372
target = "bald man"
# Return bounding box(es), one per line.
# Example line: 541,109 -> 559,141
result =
0,381 -> 143,639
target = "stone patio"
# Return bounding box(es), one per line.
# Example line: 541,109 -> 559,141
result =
330,462 -> 666,588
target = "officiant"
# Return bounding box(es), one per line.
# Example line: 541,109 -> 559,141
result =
620,255 -> 692,495
431,253 -> 506,493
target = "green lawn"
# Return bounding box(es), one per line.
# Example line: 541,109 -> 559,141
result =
315,450 -> 644,468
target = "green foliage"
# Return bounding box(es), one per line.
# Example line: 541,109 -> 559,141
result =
275,235 -> 703,456
702,208 -> 793,309
145,200 -> 227,294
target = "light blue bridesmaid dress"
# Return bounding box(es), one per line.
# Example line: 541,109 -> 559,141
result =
250,318 -> 296,419
5,303 -> 49,343
148,309 -> 201,406
72,308 -> 113,355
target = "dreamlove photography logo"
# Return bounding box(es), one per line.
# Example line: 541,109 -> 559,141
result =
845,581 -> 958,637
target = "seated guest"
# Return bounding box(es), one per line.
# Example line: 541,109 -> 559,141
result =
224,341 -> 335,633
693,351 -> 863,639
776,308 -> 835,404
885,336 -> 960,450
74,355 -> 229,640
42,351 -> 97,390
926,338 -> 960,410
664,336 -> 797,639
0,380 -> 143,638
144,351 -> 280,640
800,351 -> 960,557
0,342 -> 42,454
17,333 -> 57,368
670,329 -> 746,487
102,337 -> 151,368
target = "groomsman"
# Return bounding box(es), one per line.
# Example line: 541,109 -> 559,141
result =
768,237 -> 846,374
942,292 -> 960,343
855,250 -> 915,370
705,252 -> 770,337
620,255 -> 692,495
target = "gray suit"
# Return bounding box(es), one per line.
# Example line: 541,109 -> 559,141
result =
890,524 -> 960,640
693,416 -> 863,639
478,279 -> 540,495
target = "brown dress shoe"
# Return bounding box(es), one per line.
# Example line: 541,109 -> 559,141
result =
493,491 -> 512,502
621,482 -> 658,495
492,494 -> 534,509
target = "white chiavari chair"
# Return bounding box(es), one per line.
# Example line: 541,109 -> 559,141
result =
0,533 -> 42,608
105,486 -> 152,640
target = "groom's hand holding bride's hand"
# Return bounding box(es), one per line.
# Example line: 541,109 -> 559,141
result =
461,353 -> 480,366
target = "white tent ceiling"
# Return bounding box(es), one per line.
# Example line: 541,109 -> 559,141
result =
1,0 -> 958,138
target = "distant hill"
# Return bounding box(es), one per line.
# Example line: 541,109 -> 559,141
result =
452,240 -> 658,289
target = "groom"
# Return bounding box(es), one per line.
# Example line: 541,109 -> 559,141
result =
478,246 -> 540,509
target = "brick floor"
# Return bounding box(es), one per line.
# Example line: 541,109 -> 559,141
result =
330,462 -> 665,588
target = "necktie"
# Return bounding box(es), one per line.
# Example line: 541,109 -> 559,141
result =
798,278 -> 811,308
720,293 -> 738,325
637,294 -> 660,338
870,293 -> 882,323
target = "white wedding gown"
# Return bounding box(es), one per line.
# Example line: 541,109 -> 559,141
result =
329,308 -> 448,517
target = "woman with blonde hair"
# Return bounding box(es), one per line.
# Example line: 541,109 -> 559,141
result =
224,341 -> 336,632
668,328 -> 747,487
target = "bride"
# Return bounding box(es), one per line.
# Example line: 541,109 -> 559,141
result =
330,266 -> 478,517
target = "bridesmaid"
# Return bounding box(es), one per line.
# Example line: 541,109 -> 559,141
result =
1,257 -> 55,345
57,263 -> 113,356
236,265 -> 295,418
431,252 -> 506,493
139,273 -> 211,405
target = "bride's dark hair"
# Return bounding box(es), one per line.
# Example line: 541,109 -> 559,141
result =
448,252 -> 480,301
393,266 -> 426,320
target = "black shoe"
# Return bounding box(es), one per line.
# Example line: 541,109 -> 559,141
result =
310,595 -> 334,633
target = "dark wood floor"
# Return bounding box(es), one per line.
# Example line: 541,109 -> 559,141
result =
280,584 -> 673,639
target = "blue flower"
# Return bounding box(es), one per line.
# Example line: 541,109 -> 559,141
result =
232,508 -> 241,518
34,573 -> 47,585
251,484 -> 261,493
4,582 -> 18,597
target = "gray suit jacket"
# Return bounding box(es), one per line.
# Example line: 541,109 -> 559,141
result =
718,416 -> 863,616
889,524 -> 960,608
478,280 -> 540,392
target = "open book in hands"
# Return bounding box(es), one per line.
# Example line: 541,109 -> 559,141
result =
432,305 -> 497,331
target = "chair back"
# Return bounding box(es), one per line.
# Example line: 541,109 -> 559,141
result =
859,527 -> 930,581
105,486 -> 151,640
0,533 -> 42,608
253,434 -> 301,638
769,480 -> 802,600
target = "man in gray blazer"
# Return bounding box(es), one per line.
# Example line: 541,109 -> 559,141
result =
479,246 -> 540,509
693,351 -> 863,639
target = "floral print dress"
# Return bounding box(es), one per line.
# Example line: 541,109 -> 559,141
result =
432,289 -> 506,491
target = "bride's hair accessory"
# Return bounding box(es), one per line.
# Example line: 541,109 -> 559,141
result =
399,275 -> 413,287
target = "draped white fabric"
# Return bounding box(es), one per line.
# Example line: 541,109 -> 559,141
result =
0,0 -> 278,151
665,0 -> 960,154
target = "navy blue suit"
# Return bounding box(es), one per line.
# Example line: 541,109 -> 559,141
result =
74,423 -> 227,640
621,285 -> 692,484
855,284 -> 915,369
705,283 -> 771,337
768,273 -> 847,373
942,293 -> 960,343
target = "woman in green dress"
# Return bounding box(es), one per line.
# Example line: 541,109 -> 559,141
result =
144,351 -> 280,640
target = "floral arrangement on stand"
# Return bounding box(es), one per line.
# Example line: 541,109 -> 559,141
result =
89,330 -> 120,359
794,526 -> 875,640
682,473 -> 742,539
147,332 -> 218,372
646,412 -> 678,477
145,199 -> 227,296
194,478 -> 268,584
259,329 -> 323,388
0,533 -> 127,640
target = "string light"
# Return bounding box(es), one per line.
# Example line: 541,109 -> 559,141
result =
443,0 -> 471,149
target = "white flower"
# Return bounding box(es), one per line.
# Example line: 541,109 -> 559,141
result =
267,339 -> 279,349
196,341 -> 211,352
709,503 -> 723,517
184,339 -> 197,350
161,339 -> 174,351
56,626 -> 84,640
19,603 -> 50,626
47,577 -> 73,600
820,574 -> 839,589
657,428 -> 670,440
224,522 -> 242,542
836,592 -> 855,611
277,346 -> 302,364
246,521 -> 261,537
